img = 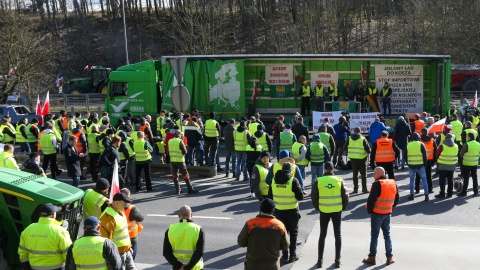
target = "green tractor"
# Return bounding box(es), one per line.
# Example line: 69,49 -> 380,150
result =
65,66 -> 111,94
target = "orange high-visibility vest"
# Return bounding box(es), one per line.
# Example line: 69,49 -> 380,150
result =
124,205 -> 143,239
423,139 -> 434,161
37,130 -> 45,151
374,137 -> 395,163
371,179 -> 397,214
140,125 -> 149,141
414,120 -> 425,134
61,117 -> 68,130
72,131 -> 86,153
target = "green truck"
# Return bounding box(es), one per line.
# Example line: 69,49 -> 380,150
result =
105,54 -> 452,127
0,168 -> 84,270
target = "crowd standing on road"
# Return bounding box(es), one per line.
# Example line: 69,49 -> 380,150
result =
3,104 -> 480,269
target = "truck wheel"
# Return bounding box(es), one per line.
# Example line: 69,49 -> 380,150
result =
98,81 -> 108,94
462,77 -> 480,92
68,86 -> 84,95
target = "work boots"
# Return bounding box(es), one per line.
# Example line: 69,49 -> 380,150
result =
362,256 -> 376,265
186,179 -> 199,194
386,256 -> 395,265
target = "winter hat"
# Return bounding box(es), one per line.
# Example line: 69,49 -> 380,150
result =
260,151 -> 270,159
282,162 -> 292,172
279,150 -> 290,159
312,134 -> 320,142
96,178 -> 110,190
260,198 -> 276,214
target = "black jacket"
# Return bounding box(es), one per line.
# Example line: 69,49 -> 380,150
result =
310,172 -> 349,212
366,175 -> 399,214
184,125 -> 203,146
64,144 -> 81,177
394,118 -> 412,149
267,170 -> 304,212
163,220 -> 205,270
292,123 -> 309,142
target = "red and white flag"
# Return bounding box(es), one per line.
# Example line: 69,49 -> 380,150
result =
427,117 -> 446,135
472,91 -> 478,108
361,64 -> 366,84
109,160 -> 120,201
84,65 -> 89,71
41,91 -> 50,116
252,79 -> 259,105
55,76 -> 64,88
35,95 -> 42,115
8,67 -> 15,76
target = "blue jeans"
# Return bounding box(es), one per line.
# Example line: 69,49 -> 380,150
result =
236,151 -> 248,180
225,150 -> 237,174
72,176 -> 80,187
187,144 -> 204,166
20,142 -> 31,153
297,165 -> 306,184
394,148 -> 406,167
369,213 -> 392,257
131,238 -> 138,260
311,164 -> 324,186
409,166 -> 428,194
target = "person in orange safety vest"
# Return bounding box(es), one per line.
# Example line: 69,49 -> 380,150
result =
120,188 -> 145,261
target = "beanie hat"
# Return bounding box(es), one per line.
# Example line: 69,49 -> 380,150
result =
96,178 -> 110,190
260,151 -> 270,159
106,129 -> 114,135
285,123 -> 292,129
411,133 -> 420,141
209,112 -> 215,119
279,150 -> 290,159
260,199 -> 276,214
282,162 -> 292,172
312,133 -> 320,142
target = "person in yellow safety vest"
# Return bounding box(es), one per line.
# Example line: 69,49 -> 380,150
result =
292,135 -> 309,183
157,110 -> 167,136
247,116 -> 259,135
311,161 -> 349,268
87,125 -> 101,182
120,188 -> 145,260
345,127 -> 371,193
253,124 -> 272,153
277,123 -> 297,154
458,132 -> 480,196
250,151 -> 271,201
117,131 -> 135,185
100,192 -> 135,270
237,198 -> 289,269
81,111 -> 90,127
0,143 -> 20,170
234,120 -> 252,181
87,117 -> 100,134
368,82 -> 378,96
435,133 -> 459,198
318,125 -> 336,156
65,216 -> 122,270
380,81 -> 392,115
40,126 -> 63,179
168,130 -> 199,195
83,178 -> 110,220
1,116 -> 16,143
267,162 -> 304,264
446,105 -> 458,119
314,81 -> 325,111
0,127 -> 3,142
156,136 -> 166,164
27,118 -> 40,153
134,131 -> 154,192
362,167 -> 399,266
163,205 -> 205,270
16,117 -> 31,153
18,203 -> 72,270
461,121 -> 479,145
306,133 -> 331,186
328,80 -> 339,101
300,80 -> 311,115
204,112 -> 221,167
415,128 -> 437,194
67,114 -> 76,136
406,133 -> 430,201
140,118 -> 155,145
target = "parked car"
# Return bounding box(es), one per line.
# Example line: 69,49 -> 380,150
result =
0,105 -> 42,125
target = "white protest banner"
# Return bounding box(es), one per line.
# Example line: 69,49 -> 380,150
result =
265,64 -> 294,85
349,112 -> 379,133
375,65 -> 423,114
310,71 -> 339,89
312,110 -> 343,131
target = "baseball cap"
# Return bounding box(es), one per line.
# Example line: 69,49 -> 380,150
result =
112,192 -> 132,203
84,216 -> 100,229
39,203 -> 58,216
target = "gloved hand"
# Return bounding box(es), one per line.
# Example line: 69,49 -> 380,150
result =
61,220 -> 69,230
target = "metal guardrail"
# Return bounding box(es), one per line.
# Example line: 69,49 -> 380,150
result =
50,94 -> 106,113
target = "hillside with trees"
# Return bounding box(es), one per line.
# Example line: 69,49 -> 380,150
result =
1,0 -> 479,104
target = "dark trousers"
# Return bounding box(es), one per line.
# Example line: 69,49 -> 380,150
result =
315,98 -> 324,111
462,165 -> 478,194
42,153 -> 59,179
301,97 -> 311,115
275,209 -> 300,255
247,160 -> 255,193
351,158 -> 367,190
439,170 -> 454,195
332,140 -> 345,166
204,138 -> 219,166
377,162 -> 395,180
416,163 -> 433,192
135,162 -> 152,190
318,212 -> 342,260
29,142 -> 38,153
89,153 -> 100,182
382,97 -> 391,115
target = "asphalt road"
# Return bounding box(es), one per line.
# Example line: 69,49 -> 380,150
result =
59,145 -> 480,270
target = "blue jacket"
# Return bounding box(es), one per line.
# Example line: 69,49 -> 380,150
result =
333,122 -> 350,141
369,122 -> 387,144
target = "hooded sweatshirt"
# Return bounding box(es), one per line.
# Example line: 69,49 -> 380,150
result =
267,170 -> 304,213
251,158 -> 270,201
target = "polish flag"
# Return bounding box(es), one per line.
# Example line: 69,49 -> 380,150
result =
41,91 -> 50,116
472,91 -> 478,108
427,117 -> 446,135
8,67 -> 15,76
361,64 -> 366,84
84,65 -> 89,71
35,95 -> 42,115
109,160 -> 121,201
252,79 -> 259,105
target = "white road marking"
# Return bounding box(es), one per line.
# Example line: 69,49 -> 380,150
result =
147,214 -> 233,220
392,224 -> 480,232
136,263 -> 228,270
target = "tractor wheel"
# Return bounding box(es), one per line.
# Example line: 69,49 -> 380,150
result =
98,80 -> 109,94
68,86 -> 84,95
461,77 -> 480,92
